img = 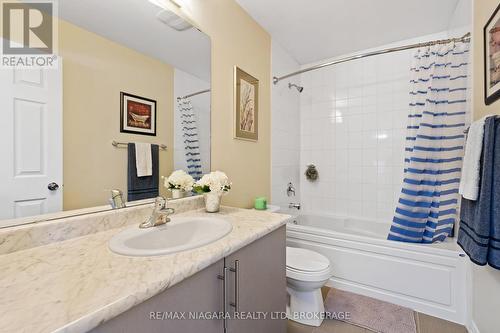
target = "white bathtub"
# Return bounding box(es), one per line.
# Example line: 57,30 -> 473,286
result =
286,213 -> 468,324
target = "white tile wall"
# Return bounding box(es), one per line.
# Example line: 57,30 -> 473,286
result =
271,42 -> 301,209
299,33 -> 448,222
272,29 -> 469,222
173,69 -> 211,175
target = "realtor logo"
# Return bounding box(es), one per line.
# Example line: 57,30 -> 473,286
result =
1,0 -> 58,68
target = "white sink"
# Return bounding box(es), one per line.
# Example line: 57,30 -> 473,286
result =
109,216 -> 233,256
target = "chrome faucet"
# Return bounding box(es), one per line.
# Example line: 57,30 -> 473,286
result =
110,189 -> 126,209
288,203 -> 301,210
286,182 -> 296,197
139,196 -> 175,229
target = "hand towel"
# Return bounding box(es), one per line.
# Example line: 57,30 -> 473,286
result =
458,116 -> 500,269
135,142 -> 152,177
128,143 -> 159,201
459,116 -> 491,200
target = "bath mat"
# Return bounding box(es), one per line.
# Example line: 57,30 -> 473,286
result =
324,288 -> 417,333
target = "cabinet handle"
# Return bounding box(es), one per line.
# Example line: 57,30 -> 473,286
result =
218,267 -> 229,330
229,260 -> 239,312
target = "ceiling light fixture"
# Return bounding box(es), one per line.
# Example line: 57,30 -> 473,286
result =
148,0 -> 192,31
148,0 -> 182,10
168,0 -> 182,8
156,9 -> 192,31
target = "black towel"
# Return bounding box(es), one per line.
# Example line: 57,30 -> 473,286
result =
127,143 -> 159,201
458,117 -> 500,269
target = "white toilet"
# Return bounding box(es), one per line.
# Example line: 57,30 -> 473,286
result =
286,246 -> 332,327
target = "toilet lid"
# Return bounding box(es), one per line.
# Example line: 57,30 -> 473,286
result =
286,247 -> 330,272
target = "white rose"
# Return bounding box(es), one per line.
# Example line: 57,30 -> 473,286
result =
166,170 -> 194,191
194,171 -> 231,194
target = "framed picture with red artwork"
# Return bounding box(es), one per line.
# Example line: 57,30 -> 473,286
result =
120,92 -> 157,136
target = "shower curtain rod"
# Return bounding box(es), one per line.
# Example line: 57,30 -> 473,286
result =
272,32 -> 471,84
177,89 -> 210,101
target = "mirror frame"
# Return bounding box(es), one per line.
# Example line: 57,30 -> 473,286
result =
0,11 -> 212,230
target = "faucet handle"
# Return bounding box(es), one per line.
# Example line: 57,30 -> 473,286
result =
154,196 -> 167,210
156,207 -> 175,225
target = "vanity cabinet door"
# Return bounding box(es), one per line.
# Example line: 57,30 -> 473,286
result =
225,226 -> 287,333
89,259 -> 225,333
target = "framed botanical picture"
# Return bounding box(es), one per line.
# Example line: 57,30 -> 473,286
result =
120,92 -> 157,136
234,66 -> 259,141
484,3 -> 500,105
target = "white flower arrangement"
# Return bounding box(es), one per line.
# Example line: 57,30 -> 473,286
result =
163,170 -> 194,192
194,171 -> 231,194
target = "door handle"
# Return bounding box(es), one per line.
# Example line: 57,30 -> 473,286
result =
47,182 -> 59,191
229,260 -> 239,312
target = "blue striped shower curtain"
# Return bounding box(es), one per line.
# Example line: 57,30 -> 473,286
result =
388,42 -> 470,243
178,99 -> 203,180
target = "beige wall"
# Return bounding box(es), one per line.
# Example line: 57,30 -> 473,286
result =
170,0 -> 272,208
471,265 -> 500,333
471,1 -> 500,332
60,21 -> 173,210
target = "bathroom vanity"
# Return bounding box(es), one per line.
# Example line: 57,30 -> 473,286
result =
0,197 -> 289,333
91,226 -> 286,333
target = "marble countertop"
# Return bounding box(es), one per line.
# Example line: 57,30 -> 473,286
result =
0,207 -> 290,333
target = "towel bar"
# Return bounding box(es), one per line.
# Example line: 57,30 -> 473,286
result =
112,140 -> 167,150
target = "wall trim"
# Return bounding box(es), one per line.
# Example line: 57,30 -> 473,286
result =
467,320 -> 480,333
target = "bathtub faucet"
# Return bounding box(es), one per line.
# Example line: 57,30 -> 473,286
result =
288,202 -> 301,210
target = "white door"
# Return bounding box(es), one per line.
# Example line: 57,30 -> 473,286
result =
0,61 -> 63,222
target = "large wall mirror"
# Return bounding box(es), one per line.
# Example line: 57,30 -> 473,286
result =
0,0 -> 211,227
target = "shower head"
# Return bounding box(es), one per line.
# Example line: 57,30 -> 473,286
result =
288,82 -> 304,93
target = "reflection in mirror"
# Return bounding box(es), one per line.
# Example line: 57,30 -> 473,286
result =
0,0 -> 210,227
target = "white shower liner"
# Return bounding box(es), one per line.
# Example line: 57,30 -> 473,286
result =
285,212 -> 467,324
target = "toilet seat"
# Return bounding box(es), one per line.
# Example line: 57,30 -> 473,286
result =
286,266 -> 332,282
286,247 -> 331,282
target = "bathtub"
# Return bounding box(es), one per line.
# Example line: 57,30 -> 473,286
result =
285,212 -> 467,324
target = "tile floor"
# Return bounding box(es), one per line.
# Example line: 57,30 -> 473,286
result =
287,287 -> 468,333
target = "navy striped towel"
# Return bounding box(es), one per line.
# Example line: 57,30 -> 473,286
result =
458,116 -> 500,269
127,143 -> 159,201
